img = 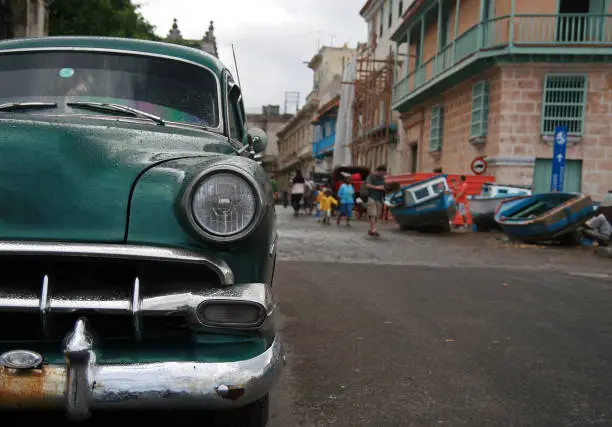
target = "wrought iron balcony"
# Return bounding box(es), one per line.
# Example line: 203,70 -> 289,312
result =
393,14 -> 612,108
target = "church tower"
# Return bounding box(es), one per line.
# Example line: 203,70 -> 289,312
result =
164,18 -> 218,59
200,20 -> 218,58
166,18 -> 182,41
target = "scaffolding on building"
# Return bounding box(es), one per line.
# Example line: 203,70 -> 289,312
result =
283,91 -> 300,115
349,46 -> 397,169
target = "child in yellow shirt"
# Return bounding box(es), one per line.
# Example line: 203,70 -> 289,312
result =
315,186 -> 326,222
319,189 -> 338,225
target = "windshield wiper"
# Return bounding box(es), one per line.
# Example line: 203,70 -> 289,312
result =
0,102 -> 58,112
67,102 -> 165,126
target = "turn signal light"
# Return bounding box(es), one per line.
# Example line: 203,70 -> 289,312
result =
197,302 -> 265,328
0,350 -> 43,370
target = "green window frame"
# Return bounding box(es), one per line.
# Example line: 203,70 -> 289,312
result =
429,104 -> 444,152
541,74 -> 588,135
470,80 -> 490,138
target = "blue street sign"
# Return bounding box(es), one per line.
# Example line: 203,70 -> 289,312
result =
550,125 -> 568,192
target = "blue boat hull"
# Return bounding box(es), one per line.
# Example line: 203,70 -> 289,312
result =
494,193 -> 595,243
390,193 -> 457,232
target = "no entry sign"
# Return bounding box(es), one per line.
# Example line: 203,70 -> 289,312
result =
470,156 -> 488,175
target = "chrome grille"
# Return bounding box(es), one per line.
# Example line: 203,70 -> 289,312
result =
0,253 -> 223,341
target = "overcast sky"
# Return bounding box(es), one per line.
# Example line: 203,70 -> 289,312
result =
138,0 -> 366,114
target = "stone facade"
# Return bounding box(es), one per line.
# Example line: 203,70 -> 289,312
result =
399,62 -> 612,200
246,105 -> 294,178
276,101 -> 317,190
0,0 -> 48,39
308,46 -> 356,108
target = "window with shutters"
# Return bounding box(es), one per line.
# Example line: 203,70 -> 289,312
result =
470,81 -> 490,139
541,74 -> 587,135
429,105 -> 444,152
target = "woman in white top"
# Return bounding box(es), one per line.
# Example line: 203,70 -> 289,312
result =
290,170 -> 306,217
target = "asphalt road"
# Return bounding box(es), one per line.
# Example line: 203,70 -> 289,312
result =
269,208 -> 612,426
7,209 -> 612,426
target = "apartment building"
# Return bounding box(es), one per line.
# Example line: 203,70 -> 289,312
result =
276,102 -> 317,190
352,0 -> 416,173
246,105 -> 294,178
309,45 -> 356,173
390,0 -> 612,199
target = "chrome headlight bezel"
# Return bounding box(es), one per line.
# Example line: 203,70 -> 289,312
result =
181,164 -> 266,244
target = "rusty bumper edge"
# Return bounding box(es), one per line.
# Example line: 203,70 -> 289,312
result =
0,335 -> 284,415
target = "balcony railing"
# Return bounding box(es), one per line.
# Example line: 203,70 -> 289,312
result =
313,134 -> 336,156
393,14 -> 612,106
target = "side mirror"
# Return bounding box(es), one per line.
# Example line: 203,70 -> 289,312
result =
247,127 -> 268,154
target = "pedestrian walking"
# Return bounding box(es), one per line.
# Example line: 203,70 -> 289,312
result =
270,177 -> 279,204
304,178 -> 315,215
455,175 -> 472,230
337,175 -> 355,227
290,170 -> 306,217
363,165 -> 387,237
319,188 -> 338,225
314,185 -> 325,222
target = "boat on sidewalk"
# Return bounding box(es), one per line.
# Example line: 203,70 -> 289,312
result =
494,192 -> 595,243
385,175 -> 456,233
469,183 -> 532,231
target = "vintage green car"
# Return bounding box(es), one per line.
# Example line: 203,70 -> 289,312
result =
0,36 -> 283,425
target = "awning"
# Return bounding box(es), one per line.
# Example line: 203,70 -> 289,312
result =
311,96 -> 340,124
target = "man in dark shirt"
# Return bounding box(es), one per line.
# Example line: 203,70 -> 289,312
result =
364,165 -> 387,236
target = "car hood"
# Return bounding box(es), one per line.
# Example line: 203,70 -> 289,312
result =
0,116 -> 232,242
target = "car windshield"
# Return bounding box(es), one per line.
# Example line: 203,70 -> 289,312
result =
0,51 -> 220,128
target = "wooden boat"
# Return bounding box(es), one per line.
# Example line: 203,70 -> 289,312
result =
494,192 -> 595,243
385,175 -> 456,233
469,183 -> 532,231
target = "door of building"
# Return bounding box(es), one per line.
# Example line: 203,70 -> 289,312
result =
532,158 -> 583,194
481,0 -> 496,46
410,144 -> 418,173
556,0 -> 606,42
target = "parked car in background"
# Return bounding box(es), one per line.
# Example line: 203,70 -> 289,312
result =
0,36 -> 283,426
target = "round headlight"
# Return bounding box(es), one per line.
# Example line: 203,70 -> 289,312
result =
191,172 -> 258,238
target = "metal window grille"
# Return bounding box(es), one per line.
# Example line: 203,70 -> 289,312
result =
470,81 -> 490,138
541,74 -> 588,135
429,105 -> 444,151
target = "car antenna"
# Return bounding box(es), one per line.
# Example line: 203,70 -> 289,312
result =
231,43 -> 255,158
231,44 -> 243,92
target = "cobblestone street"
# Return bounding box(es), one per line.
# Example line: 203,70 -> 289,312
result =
275,206 -> 612,275
269,207 -> 612,426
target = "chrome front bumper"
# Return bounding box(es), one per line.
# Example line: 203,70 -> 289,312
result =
0,323 -> 284,420
0,241 -> 284,420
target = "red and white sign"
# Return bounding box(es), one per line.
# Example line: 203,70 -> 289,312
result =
470,156 -> 488,175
